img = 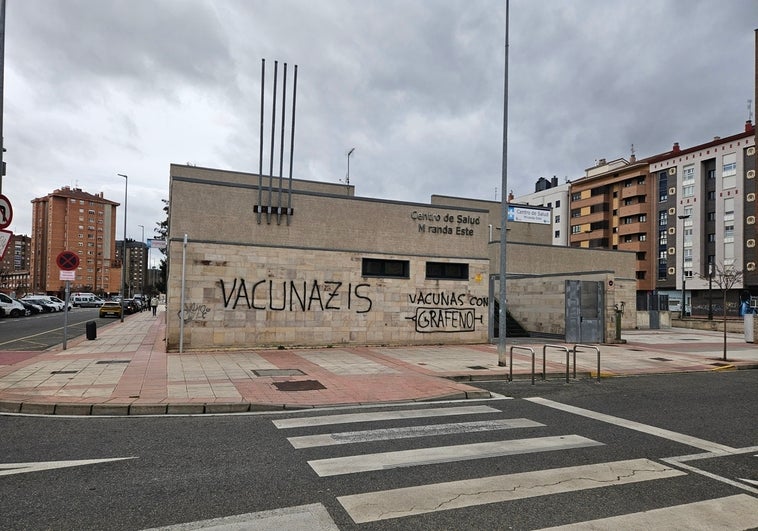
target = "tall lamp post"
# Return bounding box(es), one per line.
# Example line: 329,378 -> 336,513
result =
118,173 -> 128,323
138,224 -> 144,295
678,214 -> 690,320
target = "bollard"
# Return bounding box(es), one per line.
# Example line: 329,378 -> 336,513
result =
86,320 -> 97,340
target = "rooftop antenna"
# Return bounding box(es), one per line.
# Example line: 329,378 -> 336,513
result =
342,147 -> 355,195
748,99 -> 753,122
494,186 -> 498,201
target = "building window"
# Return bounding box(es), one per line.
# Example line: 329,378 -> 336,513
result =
554,215 -> 561,223
555,200 -> 561,207
554,230 -> 560,238
682,165 -> 695,184
571,192 -> 581,201
682,185 -> 694,197
571,225 -> 581,234
636,271 -> 646,280
707,190 -> 716,200
426,262 -> 469,280
659,211 -> 668,226
362,258 -> 409,278
638,234 -> 647,241
638,214 -> 646,222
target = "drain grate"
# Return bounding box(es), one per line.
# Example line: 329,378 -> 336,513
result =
254,369 -> 305,377
51,370 -> 78,374
650,357 -> 672,362
96,360 -> 130,364
273,380 -> 326,391
467,365 -> 489,370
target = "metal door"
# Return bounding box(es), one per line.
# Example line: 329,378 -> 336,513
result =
565,280 -> 604,343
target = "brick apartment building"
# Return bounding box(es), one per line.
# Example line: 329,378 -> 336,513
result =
30,186 -> 120,296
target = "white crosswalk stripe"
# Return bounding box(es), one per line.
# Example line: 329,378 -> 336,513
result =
309,434 -> 603,477
287,418 -> 544,448
272,403 -> 756,528
337,458 -> 684,523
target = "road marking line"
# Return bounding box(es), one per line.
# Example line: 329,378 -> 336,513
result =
141,503 -> 339,530
309,434 -> 603,477
288,418 -> 545,448
273,405 -> 501,429
338,458 -> 682,523
0,457 -> 136,476
525,397 -> 736,453
536,494 -> 758,530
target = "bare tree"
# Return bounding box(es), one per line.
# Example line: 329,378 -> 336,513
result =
708,263 -> 743,360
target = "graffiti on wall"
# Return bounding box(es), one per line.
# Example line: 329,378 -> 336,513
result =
179,302 -> 211,323
406,290 -> 487,333
219,278 -> 373,313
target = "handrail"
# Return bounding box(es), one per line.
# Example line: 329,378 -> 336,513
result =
573,344 -> 601,382
543,344 -> 570,383
509,346 -> 536,385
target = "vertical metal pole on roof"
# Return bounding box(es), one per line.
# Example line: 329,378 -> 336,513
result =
179,233 -> 187,353
267,61 -> 278,224
277,63 -> 287,224
257,59 -> 264,224
497,0 -> 510,365
286,65 -> 297,226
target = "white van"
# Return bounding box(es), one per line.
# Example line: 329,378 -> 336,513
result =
72,294 -> 104,308
0,293 -> 28,318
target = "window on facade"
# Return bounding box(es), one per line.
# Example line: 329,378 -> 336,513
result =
426,262 -> 469,280
724,225 -> 735,243
636,252 -> 646,260
682,165 -> 695,184
722,153 -> 736,176
708,211 -> 716,221
624,235 -> 633,243
362,258 -> 409,278
659,231 -> 667,245
554,215 -> 560,223
659,211 -> 668,225
571,225 -> 581,234
637,177 -> 645,185
636,271 -> 646,280
707,191 -> 716,200
554,230 -> 560,238
571,192 -> 581,201
682,185 -> 694,197
624,180 -> 633,188
708,233 -> 716,242
555,200 -> 561,207
638,214 -> 647,222
638,234 -> 647,241
624,198 -> 634,206
571,209 -> 581,218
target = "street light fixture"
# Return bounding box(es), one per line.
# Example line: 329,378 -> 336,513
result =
678,214 -> 690,320
118,173 -> 127,323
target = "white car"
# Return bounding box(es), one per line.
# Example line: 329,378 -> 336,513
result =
49,296 -> 73,311
22,296 -> 62,312
0,293 -> 29,317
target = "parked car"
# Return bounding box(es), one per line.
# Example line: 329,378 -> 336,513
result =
48,296 -> 73,311
22,296 -> 59,313
18,299 -> 43,315
0,293 -> 29,317
123,299 -> 139,314
99,301 -> 123,318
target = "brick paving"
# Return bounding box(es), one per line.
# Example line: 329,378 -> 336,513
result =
0,307 -> 756,415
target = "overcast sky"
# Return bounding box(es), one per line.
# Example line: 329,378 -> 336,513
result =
2,0 -> 756,255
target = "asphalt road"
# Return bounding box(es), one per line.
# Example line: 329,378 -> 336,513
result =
0,307 -> 124,350
0,371 -> 756,530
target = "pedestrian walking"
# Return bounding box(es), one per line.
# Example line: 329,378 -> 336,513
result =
151,295 -> 158,316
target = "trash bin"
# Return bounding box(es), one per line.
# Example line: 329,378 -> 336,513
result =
86,320 -> 97,340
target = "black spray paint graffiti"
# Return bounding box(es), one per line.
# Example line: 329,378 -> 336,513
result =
219,278 -> 373,313
179,302 -> 211,323
406,291 -> 488,333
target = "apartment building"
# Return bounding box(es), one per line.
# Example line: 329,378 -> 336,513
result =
514,176 -> 570,246
568,156 -> 655,294
650,122 -> 756,315
30,186 -> 120,296
0,234 -> 31,294
115,239 -> 148,296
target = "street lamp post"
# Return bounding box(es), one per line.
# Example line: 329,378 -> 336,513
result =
678,214 -> 690,320
138,224 -> 144,294
118,173 -> 127,323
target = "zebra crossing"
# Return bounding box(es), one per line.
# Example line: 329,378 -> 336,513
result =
269,401 -> 758,529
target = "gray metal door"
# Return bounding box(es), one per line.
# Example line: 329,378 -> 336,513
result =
565,280 -> 604,343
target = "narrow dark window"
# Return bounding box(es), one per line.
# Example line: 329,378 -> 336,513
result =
362,258 -> 409,278
425,262 -> 469,280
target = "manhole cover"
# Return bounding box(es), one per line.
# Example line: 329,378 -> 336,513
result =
650,357 -> 672,362
273,380 -> 326,391
96,360 -> 130,364
254,369 -> 305,377
467,365 -> 489,370
51,370 -> 78,374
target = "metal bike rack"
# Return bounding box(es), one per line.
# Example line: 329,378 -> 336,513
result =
509,346 -> 536,384
572,344 -> 601,382
542,344 -> 570,383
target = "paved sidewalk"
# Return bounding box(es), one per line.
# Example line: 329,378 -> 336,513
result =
0,307 -> 756,415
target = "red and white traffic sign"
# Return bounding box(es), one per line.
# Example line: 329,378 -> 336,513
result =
56,250 -> 80,271
0,230 -> 11,260
0,194 -> 12,230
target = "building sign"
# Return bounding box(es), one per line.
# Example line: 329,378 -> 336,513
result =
508,205 -> 551,224
411,211 -> 480,237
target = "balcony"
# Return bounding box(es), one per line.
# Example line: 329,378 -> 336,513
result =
620,182 -> 648,199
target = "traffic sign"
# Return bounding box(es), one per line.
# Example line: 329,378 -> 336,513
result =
56,250 -> 80,271
0,230 -> 11,260
0,194 -> 12,230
